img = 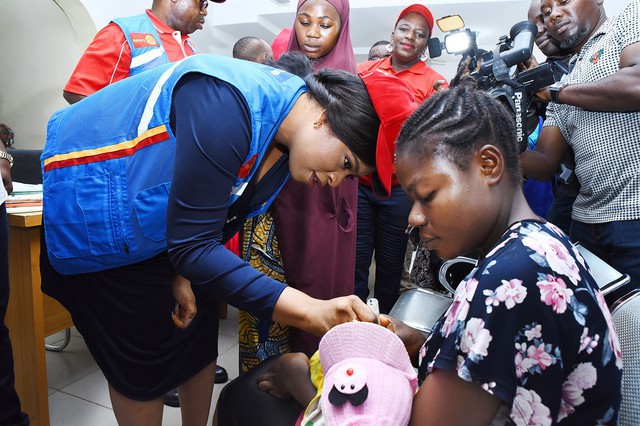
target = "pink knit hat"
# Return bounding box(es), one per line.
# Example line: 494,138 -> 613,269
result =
319,322 -> 418,426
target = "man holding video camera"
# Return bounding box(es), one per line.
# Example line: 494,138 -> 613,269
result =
521,0 -> 640,286
525,0 -> 577,235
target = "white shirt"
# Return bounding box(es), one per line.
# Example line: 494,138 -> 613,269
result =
0,179 -> 6,205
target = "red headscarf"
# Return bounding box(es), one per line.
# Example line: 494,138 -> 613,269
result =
286,0 -> 357,73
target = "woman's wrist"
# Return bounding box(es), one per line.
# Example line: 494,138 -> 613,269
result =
273,288 -> 376,336
273,287 -> 320,335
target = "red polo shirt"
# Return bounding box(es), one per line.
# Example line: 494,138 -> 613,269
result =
357,57 -> 448,103
357,58 -> 448,193
64,10 -> 196,97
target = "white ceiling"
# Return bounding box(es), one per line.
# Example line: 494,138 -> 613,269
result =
77,0 -> 634,81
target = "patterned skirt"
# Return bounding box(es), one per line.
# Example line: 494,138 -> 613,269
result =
238,211 -> 290,374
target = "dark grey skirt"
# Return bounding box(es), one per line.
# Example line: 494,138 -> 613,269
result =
40,230 -> 220,401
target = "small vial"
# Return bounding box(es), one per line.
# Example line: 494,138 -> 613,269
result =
367,298 -> 380,317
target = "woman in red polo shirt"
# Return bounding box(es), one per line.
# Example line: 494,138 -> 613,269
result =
355,4 -> 449,314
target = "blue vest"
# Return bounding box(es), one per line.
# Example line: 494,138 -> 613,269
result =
113,13 -> 176,76
42,54 -> 305,274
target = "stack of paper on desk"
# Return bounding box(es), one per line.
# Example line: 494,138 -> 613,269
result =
6,182 -> 43,213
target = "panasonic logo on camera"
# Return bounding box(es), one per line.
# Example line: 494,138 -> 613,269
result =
514,91 -> 524,144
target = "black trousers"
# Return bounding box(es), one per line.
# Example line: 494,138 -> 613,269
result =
0,203 -> 29,425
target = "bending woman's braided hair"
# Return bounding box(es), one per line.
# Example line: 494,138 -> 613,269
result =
269,51 -> 380,169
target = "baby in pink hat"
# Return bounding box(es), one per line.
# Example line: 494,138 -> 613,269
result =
258,321 -> 418,425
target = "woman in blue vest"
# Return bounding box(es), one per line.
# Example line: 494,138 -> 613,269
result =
40,52 -> 383,424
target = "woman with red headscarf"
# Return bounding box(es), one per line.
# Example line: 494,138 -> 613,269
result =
239,0 -> 359,372
355,4 -> 450,315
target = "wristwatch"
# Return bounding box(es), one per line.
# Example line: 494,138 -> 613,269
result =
549,81 -> 567,104
0,150 -> 13,168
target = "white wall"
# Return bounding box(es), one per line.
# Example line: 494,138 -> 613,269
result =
0,0 -> 91,149
0,0 -> 633,150
77,0 -> 148,29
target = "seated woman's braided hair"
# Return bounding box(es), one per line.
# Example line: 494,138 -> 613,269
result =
396,77 -> 522,186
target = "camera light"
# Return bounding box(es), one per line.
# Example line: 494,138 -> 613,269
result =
444,29 -> 473,54
436,15 -> 465,33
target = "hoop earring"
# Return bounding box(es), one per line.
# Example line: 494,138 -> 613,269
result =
313,121 -> 322,129
385,43 -> 393,54
420,50 -> 429,62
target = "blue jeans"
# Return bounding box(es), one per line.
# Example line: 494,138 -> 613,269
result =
354,184 -> 412,314
0,204 -> 30,425
570,219 -> 640,295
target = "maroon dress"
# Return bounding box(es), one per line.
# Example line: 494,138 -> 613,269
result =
238,0 -> 359,361
274,0 -> 359,356
272,179 -> 358,355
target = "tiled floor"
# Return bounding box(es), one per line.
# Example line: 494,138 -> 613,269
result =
45,306 -> 241,425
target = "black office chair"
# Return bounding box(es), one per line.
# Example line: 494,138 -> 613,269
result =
8,149 -> 43,184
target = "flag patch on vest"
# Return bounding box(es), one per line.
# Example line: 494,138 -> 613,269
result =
237,153 -> 258,179
131,33 -> 159,48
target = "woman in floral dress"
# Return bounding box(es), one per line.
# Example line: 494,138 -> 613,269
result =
389,78 -> 623,425
228,76 -> 624,426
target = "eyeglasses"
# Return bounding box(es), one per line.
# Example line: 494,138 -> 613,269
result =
405,225 -> 420,246
199,0 -> 208,11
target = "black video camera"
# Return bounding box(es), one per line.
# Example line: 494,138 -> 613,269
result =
469,21 -> 567,151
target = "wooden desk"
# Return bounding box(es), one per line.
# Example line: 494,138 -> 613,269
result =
6,212 -> 73,426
